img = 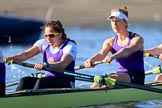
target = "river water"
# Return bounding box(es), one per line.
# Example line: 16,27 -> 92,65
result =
1,23 -> 162,107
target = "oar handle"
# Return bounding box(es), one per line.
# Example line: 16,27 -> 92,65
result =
75,60 -> 106,70
145,65 -> 162,75
144,53 -> 159,59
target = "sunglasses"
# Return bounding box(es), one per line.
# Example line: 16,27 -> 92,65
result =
44,33 -> 60,38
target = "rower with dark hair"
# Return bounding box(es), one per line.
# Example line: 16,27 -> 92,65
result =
4,19 -> 77,91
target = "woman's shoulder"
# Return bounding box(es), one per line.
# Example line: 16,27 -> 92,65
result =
129,31 -> 143,41
104,37 -> 115,43
102,37 -> 115,47
66,40 -> 77,47
134,33 -> 144,41
130,31 -> 142,38
34,39 -> 48,48
63,40 -> 77,51
36,39 -> 47,43
34,39 -> 47,44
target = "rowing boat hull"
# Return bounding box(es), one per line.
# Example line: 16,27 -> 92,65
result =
1,85 -> 162,108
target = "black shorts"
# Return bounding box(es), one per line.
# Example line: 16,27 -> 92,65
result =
128,71 -> 145,85
16,76 -> 75,91
0,82 -> 5,96
118,71 -> 145,85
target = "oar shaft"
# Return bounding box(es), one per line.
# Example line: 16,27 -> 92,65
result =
6,61 -> 95,87
14,62 -> 34,68
8,61 -> 162,93
6,70 -> 155,87
94,76 -> 162,93
12,61 -> 94,81
6,81 -> 19,87
145,70 -> 152,75
116,80 -> 162,93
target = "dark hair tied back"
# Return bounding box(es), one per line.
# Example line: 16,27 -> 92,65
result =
119,6 -> 128,17
55,19 -> 63,28
42,19 -> 77,45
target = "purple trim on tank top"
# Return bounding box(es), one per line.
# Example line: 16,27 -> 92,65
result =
112,31 -> 144,72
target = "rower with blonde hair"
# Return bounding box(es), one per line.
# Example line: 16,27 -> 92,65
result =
84,6 -> 145,88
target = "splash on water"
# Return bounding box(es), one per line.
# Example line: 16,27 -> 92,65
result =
8,36 -> 12,43
10,65 -> 31,78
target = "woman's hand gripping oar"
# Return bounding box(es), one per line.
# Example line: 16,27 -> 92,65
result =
75,60 -> 106,70
75,53 -> 159,71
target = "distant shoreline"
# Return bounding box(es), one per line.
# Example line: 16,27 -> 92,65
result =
0,0 -> 162,28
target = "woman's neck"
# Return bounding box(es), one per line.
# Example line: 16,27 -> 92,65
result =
52,39 -> 64,48
117,31 -> 129,41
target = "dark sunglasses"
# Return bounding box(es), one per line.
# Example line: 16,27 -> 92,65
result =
44,33 -> 59,38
